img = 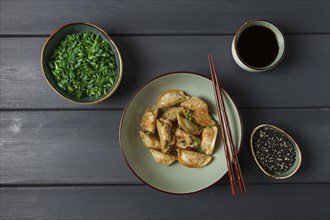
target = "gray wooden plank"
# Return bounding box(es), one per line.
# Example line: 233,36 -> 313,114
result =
1,0 -> 329,35
1,35 -> 329,109
1,109 -> 329,184
0,110 -> 136,184
1,185 -> 329,220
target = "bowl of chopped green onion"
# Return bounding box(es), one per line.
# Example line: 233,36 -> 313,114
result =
41,22 -> 123,104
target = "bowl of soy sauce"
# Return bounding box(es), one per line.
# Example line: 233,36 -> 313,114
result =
232,19 -> 285,72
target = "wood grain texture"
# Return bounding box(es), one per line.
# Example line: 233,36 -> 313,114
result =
1,185 -> 329,220
1,1 -> 329,220
1,35 -> 329,109
1,109 -> 329,185
1,0 -> 329,35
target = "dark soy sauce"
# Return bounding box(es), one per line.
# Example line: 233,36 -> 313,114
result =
237,26 -> 279,68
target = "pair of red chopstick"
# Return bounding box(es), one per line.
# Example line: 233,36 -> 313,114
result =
208,54 -> 246,195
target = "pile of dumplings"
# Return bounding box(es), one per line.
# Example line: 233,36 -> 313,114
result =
139,89 -> 218,168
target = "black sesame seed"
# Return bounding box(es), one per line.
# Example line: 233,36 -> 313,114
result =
253,127 -> 296,175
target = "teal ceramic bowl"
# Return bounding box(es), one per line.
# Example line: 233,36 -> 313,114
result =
120,72 -> 243,194
41,22 -> 123,104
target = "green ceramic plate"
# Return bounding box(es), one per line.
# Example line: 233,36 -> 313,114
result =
120,72 -> 243,194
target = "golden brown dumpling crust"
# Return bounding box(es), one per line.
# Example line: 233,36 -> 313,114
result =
177,149 -> 212,168
181,97 -> 215,126
156,118 -> 173,150
177,113 -> 201,135
175,128 -> 201,149
183,109 -> 215,127
161,107 -> 185,121
149,149 -> 177,166
181,96 -> 208,113
140,107 -> 157,134
139,131 -> 161,150
140,90 -> 217,167
157,90 -> 190,108
201,126 -> 218,155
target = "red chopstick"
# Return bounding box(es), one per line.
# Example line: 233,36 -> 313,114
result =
208,54 -> 246,194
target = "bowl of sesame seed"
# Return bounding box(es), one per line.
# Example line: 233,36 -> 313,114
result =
250,124 -> 302,179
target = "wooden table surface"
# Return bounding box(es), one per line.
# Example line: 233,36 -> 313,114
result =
1,1 -> 329,219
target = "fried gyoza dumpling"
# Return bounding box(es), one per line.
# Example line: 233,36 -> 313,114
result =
139,131 -> 161,150
157,90 -> 190,108
181,96 -> 214,126
177,113 -> 201,135
149,149 -> 176,166
161,107 -> 185,121
180,96 -> 208,113
201,126 -> 218,155
156,118 -> 174,150
175,128 -> 201,149
183,109 -> 215,127
177,149 -> 212,168
140,107 -> 158,134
